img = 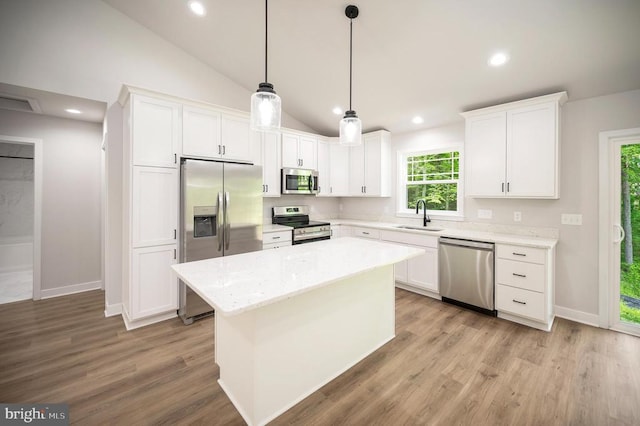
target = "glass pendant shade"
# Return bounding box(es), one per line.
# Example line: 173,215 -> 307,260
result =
250,83 -> 281,131
339,110 -> 362,146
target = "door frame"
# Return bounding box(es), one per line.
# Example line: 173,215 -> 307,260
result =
0,134 -> 43,300
598,127 -> 640,333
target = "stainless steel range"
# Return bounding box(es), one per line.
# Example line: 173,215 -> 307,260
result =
272,206 -> 331,244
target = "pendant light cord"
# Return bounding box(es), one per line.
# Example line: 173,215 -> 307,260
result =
349,17 -> 353,110
265,0 -> 268,83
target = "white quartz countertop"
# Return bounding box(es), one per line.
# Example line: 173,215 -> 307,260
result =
172,237 -> 424,316
262,224 -> 292,233
331,219 -> 558,249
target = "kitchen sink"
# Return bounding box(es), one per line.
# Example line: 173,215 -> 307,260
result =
394,225 -> 443,232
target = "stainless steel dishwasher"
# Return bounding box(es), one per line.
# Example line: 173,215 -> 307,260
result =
438,237 -> 496,316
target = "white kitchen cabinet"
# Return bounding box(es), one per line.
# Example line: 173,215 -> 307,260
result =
317,139 -> 330,197
132,95 -> 181,168
462,92 -> 567,199
331,225 -> 352,239
330,142 -> 350,196
379,230 -> 439,297
282,131 -> 317,169
131,166 -> 178,248
352,227 -> 380,239
262,229 -> 292,250
255,131 -> 281,197
348,130 -> 391,196
129,245 -> 178,320
182,106 -> 251,163
495,243 -> 555,331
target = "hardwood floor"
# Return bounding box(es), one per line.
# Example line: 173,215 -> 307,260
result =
1,289 -> 639,425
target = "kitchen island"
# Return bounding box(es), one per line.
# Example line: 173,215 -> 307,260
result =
172,237 -> 423,426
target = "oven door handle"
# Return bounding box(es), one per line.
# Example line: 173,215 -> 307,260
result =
295,231 -> 331,241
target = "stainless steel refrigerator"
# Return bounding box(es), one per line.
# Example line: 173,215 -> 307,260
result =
179,159 -> 263,324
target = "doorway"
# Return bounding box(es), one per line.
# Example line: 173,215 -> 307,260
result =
599,127 -> 640,336
0,135 -> 42,303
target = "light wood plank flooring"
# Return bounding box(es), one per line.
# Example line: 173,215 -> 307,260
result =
1,289 -> 639,425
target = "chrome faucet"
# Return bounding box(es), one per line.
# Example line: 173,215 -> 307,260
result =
415,199 -> 431,227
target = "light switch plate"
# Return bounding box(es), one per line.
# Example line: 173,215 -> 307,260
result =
477,209 -> 493,219
561,213 -> 583,225
514,211 -> 522,222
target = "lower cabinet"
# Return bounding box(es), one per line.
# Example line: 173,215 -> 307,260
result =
406,244 -> 438,293
262,229 -> 292,250
127,245 -> 178,322
331,225 -> 352,239
495,243 -> 555,331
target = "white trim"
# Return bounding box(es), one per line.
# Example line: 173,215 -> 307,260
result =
104,303 -> 122,317
121,308 -> 177,330
598,127 -> 640,330
497,311 -> 554,332
40,280 -> 102,299
0,135 -> 43,301
554,305 -> 599,328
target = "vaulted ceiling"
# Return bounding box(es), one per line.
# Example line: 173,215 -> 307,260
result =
102,0 -> 640,135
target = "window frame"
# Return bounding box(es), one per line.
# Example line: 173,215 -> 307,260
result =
396,147 -> 464,220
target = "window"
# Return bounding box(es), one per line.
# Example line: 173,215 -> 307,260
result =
398,149 -> 463,218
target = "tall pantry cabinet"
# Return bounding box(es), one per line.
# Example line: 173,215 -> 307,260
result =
119,87 -> 180,330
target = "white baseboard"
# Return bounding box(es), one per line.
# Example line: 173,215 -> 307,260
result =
40,280 -> 102,299
554,305 -> 600,328
104,303 -> 122,317
121,308 -> 177,330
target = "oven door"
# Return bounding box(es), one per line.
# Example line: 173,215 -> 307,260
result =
282,168 -> 318,195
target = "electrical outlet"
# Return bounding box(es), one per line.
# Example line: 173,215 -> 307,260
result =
514,211 -> 522,222
477,209 -> 493,219
561,213 -> 583,225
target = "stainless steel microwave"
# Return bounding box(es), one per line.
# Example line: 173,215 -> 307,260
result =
281,168 -> 318,195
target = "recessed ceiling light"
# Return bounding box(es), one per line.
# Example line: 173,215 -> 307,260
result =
332,107 -> 343,115
188,0 -> 206,17
489,52 -> 509,67
412,116 -> 424,124
65,108 -> 82,114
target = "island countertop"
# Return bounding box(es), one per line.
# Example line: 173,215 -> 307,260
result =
171,237 -> 424,316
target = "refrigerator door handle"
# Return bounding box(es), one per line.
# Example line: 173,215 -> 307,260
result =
224,191 -> 231,250
216,192 -> 223,251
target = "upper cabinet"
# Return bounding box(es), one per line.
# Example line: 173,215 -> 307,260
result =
132,95 -> 181,168
348,130 -> 391,197
253,131 -> 281,197
329,142 -> 350,196
183,105 -> 251,163
462,92 -> 567,199
282,131 -> 317,169
316,138 -> 330,197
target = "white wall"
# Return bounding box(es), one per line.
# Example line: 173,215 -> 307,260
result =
0,109 -> 103,291
341,89 -> 640,320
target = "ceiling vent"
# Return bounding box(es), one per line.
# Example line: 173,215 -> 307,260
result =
0,94 -> 41,114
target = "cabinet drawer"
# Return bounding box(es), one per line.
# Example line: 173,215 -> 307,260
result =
263,241 -> 291,250
352,227 -> 380,239
496,259 -> 545,293
496,284 -> 545,322
263,230 -> 292,244
379,230 -> 438,248
497,244 -> 546,264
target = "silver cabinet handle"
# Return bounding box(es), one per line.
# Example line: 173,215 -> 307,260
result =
265,184 -> 268,192
513,299 -> 526,305
513,273 -> 527,278
502,182 -> 505,193
174,249 -> 176,259
362,231 -> 370,235
224,191 -> 230,250
507,182 -> 510,192
174,229 -> 177,239
216,192 -> 223,251
272,236 -> 281,240
223,145 -> 226,155
512,252 -> 526,257
218,145 -> 222,155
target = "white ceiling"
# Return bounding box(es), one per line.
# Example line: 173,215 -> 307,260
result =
102,0 -> 640,136
0,82 -> 107,123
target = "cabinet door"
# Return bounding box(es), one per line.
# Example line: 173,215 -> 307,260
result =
506,102 -> 557,198
221,115 -> 251,162
298,136 -> 317,169
131,245 -> 178,319
363,135 -> 382,196
317,140 -> 330,196
395,260 -> 408,284
407,246 -> 438,293
465,112 -> 507,197
132,166 -> 178,248
348,144 -> 365,195
182,105 -> 221,159
281,132 -> 300,168
262,131 -> 281,197
132,95 -> 180,167
330,144 -> 350,196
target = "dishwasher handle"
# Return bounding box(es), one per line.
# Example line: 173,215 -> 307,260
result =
439,237 -> 494,251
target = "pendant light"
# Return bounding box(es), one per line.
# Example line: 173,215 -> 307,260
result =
251,0 -> 281,131
339,5 -> 362,146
